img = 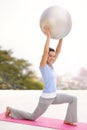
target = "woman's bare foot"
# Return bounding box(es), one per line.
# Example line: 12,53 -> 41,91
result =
64,121 -> 77,126
5,107 -> 11,118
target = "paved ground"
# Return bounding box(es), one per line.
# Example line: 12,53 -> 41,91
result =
0,90 -> 87,130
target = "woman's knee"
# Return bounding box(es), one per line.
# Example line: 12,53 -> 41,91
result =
71,96 -> 77,103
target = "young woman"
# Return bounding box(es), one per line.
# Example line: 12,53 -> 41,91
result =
5,26 -> 77,126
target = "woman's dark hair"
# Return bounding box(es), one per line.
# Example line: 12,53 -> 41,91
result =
49,47 -> 55,52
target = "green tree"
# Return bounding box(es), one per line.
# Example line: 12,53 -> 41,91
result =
0,47 -> 43,89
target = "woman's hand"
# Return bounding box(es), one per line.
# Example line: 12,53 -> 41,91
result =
43,26 -> 51,37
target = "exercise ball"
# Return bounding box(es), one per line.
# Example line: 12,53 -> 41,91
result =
40,6 -> 72,39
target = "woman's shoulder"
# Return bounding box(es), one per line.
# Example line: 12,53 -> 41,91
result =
39,64 -> 47,69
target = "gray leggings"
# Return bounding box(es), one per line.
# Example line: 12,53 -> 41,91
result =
10,93 -> 77,123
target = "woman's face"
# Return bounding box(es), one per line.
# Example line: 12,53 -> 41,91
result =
47,51 -> 56,65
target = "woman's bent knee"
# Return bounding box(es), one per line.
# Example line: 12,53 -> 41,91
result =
72,96 -> 77,103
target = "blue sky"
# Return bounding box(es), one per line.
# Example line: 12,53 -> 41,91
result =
0,0 -> 87,77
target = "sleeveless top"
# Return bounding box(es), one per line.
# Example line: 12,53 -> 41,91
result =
39,64 -> 57,98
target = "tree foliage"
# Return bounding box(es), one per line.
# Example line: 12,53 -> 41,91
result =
0,47 -> 43,89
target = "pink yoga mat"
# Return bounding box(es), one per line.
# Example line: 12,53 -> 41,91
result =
0,113 -> 87,130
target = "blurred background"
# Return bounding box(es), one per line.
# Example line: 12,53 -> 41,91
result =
0,0 -> 87,90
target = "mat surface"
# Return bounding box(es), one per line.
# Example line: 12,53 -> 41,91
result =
0,113 -> 87,130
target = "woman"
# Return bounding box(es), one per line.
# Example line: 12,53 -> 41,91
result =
5,26 -> 77,126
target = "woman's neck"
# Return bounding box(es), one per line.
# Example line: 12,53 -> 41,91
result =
47,62 -> 53,68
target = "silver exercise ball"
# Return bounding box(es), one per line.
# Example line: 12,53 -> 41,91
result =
40,6 -> 72,39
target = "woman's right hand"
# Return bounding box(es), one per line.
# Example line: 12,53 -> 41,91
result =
43,26 -> 51,37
